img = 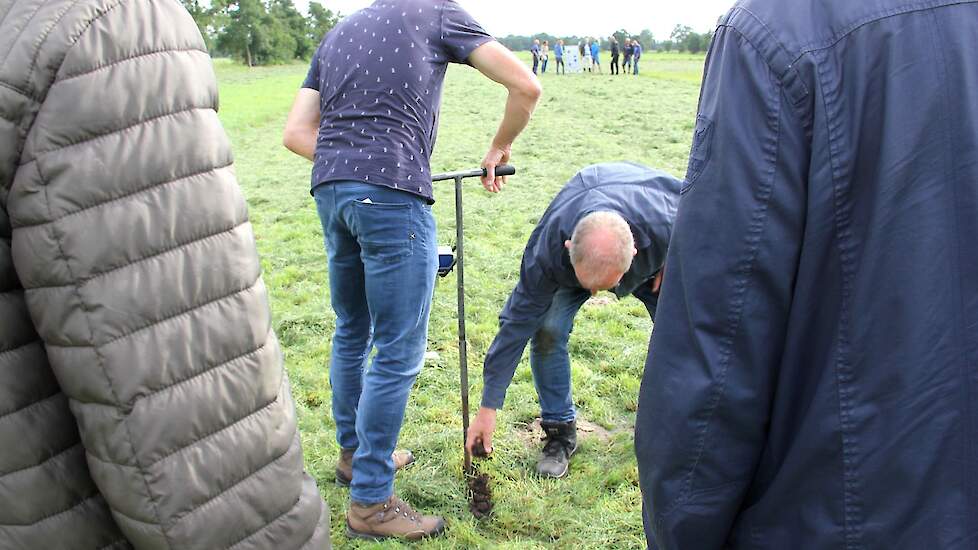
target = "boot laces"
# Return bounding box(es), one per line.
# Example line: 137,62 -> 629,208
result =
389,496 -> 419,523
542,432 -> 570,459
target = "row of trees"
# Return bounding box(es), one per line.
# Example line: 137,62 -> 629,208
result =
180,0 -> 339,66
666,25 -> 715,54
179,1 -> 715,65
498,24 -> 715,54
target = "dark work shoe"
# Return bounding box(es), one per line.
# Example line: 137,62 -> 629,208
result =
336,448 -> 415,487
346,494 -> 445,541
535,420 -> 578,478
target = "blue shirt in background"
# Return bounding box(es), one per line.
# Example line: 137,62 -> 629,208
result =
632,42 -> 642,59
302,0 -> 492,201
590,42 -> 599,59
553,43 -> 563,58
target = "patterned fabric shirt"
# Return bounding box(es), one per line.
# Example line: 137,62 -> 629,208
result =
302,0 -> 493,201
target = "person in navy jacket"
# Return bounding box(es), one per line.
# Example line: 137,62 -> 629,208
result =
636,0 -> 978,548
467,162 -> 681,478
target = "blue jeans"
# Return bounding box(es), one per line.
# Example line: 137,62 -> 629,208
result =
531,284 -> 660,422
313,181 -> 437,505
634,59 -> 640,75
530,287 -> 591,422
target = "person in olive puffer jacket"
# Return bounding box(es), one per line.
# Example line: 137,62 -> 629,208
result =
0,0 -> 331,548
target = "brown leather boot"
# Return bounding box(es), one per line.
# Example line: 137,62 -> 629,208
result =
346,494 -> 445,541
335,448 -> 415,486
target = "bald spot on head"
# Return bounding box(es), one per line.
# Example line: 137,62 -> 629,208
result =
567,211 -> 636,292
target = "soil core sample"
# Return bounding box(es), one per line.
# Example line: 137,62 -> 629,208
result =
467,437 -> 493,518
467,473 -> 493,518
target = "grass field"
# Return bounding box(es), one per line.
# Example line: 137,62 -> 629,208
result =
215,50 -> 705,549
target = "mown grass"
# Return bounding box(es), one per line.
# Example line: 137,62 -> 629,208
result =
214,50 -> 705,549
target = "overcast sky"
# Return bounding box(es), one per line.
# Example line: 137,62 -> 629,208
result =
297,1 -> 736,40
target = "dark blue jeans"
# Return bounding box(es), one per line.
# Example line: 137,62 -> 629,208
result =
313,181 -> 437,505
532,284 -> 659,422
531,287 -> 591,422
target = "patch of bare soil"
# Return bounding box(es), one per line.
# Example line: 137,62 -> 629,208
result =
585,296 -> 616,307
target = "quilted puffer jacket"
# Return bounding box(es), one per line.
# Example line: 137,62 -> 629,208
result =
0,0 -> 330,548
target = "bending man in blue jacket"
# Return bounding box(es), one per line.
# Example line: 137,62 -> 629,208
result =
466,162 -> 680,477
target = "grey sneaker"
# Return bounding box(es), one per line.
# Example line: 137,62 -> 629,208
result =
535,420 -> 578,478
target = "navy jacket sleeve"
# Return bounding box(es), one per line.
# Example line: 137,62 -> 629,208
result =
634,24 -> 808,549
481,253 -> 559,410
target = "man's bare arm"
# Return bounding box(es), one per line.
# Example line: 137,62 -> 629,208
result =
468,41 -> 542,192
283,88 -> 321,162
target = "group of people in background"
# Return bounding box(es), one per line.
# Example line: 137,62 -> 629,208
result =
530,36 -> 643,76
611,36 -> 643,75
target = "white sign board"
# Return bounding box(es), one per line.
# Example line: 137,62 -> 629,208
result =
564,45 -> 582,73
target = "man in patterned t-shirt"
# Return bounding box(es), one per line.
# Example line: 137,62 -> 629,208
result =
283,0 -> 541,541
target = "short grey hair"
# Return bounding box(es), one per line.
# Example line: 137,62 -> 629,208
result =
568,211 -> 635,286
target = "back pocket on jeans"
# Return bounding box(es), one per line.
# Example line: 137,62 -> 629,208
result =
353,199 -> 414,263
